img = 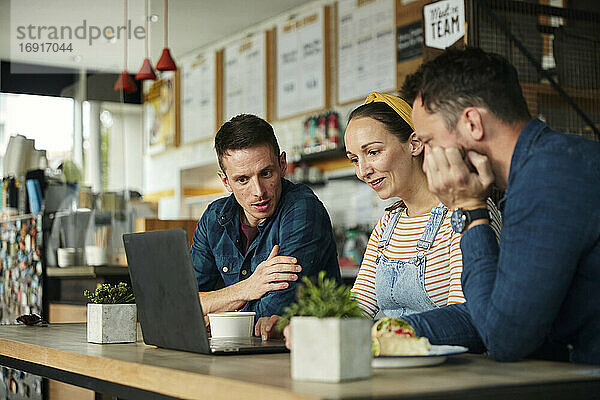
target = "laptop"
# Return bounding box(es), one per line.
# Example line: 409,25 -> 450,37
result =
123,229 -> 288,354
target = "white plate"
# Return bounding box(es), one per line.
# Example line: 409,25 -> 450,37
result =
372,345 -> 468,368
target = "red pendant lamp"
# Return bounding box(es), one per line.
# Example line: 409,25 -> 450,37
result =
156,0 -> 177,71
114,0 -> 137,92
135,0 -> 156,80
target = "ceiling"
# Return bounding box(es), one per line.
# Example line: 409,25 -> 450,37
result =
0,0 -> 312,73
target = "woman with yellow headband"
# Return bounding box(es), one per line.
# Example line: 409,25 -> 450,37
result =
345,92 -> 502,319
278,92 -> 502,348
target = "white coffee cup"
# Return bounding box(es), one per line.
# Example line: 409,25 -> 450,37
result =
85,245 -> 108,266
57,247 -> 83,267
207,312 -> 256,338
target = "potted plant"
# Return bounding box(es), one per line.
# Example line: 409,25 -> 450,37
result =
84,282 -> 136,344
278,271 -> 371,382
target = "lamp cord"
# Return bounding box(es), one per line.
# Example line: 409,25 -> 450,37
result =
164,0 -> 168,47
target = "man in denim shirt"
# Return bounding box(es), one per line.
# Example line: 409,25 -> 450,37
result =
191,114 -> 340,340
400,48 -> 600,365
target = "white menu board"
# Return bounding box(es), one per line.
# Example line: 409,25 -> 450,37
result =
337,0 -> 396,104
276,8 -> 326,119
224,32 -> 267,121
181,52 -> 216,144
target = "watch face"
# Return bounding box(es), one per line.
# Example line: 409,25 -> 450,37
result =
451,209 -> 466,233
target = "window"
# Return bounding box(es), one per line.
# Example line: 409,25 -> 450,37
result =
0,93 -> 74,169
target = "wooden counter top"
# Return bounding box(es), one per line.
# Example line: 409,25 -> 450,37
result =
0,324 -> 599,400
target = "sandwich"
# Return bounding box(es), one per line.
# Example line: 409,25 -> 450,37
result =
371,317 -> 431,356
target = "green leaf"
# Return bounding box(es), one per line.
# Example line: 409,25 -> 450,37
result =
277,271 -> 365,330
83,282 -> 135,304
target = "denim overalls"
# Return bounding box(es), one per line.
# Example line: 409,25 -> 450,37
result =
374,203 -> 448,318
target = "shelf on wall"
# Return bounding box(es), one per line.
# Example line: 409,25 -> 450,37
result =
0,212 -> 43,222
325,166 -> 360,181
46,265 -> 129,278
295,147 -> 346,163
340,267 -> 359,280
521,82 -> 600,100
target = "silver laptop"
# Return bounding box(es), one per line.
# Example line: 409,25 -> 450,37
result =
123,229 -> 287,354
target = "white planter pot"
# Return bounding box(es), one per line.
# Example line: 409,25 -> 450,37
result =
87,303 -> 137,344
290,317 -> 372,382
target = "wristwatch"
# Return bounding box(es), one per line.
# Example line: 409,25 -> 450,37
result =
451,208 -> 490,233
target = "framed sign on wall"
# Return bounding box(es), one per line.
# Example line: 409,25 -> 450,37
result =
337,0 -> 397,104
181,53 -> 217,145
276,7 -> 329,120
143,71 -> 181,155
223,32 -> 267,121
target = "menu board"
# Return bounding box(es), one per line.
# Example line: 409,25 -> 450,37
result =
276,8 -> 326,119
224,32 -> 267,121
337,0 -> 396,104
181,52 -> 216,144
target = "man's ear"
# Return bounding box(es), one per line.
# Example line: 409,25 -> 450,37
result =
217,170 -> 233,193
408,132 -> 424,157
462,108 -> 485,141
279,152 -> 288,177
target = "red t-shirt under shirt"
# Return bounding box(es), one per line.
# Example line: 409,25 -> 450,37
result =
240,221 -> 259,254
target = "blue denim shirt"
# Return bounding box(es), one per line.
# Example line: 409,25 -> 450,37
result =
191,178 -> 341,319
461,118 -> 600,364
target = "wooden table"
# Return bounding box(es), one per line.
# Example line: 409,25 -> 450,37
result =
0,324 -> 599,400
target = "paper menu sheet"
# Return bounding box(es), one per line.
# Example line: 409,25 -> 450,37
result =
337,0 -> 396,104
276,8 -> 326,119
181,52 -> 216,144
224,32 -> 267,121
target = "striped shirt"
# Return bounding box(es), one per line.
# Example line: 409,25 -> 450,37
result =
351,199 -> 502,319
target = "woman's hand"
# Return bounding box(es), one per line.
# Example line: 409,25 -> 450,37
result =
283,324 -> 292,350
254,315 -> 283,341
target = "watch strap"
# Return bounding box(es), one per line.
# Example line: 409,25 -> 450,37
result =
464,208 -> 490,224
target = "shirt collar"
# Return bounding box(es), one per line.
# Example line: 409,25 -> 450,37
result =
506,118 -> 548,192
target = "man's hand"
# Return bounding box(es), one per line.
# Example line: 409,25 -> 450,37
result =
254,315 -> 282,341
424,147 -> 494,209
239,245 -> 302,301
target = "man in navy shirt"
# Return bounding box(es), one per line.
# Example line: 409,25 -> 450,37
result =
191,114 -> 340,339
400,47 -> 600,365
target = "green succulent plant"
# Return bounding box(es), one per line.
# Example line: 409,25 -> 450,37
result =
84,282 -> 135,304
277,271 -> 364,331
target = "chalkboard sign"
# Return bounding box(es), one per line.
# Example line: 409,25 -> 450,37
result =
397,21 -> 423,63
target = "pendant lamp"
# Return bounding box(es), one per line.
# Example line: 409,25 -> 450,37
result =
135,0 -> 156,80
156,0 -> 177,71
114,0 -> 137,92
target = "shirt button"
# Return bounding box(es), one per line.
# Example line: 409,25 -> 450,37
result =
222,267 -> 229,273
241,270 -> 247,276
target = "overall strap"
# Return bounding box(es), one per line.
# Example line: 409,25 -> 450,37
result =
376,202 -> 405,262
416,203 -> 448,251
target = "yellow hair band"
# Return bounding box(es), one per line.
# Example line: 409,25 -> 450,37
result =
363,92 -> 414,130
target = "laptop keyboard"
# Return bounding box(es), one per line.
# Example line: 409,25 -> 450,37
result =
210,337 -> 261,347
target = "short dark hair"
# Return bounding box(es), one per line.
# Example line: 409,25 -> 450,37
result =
214,114 -> 280,170
401,47 -> 531,128
348,101 -> 414,143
